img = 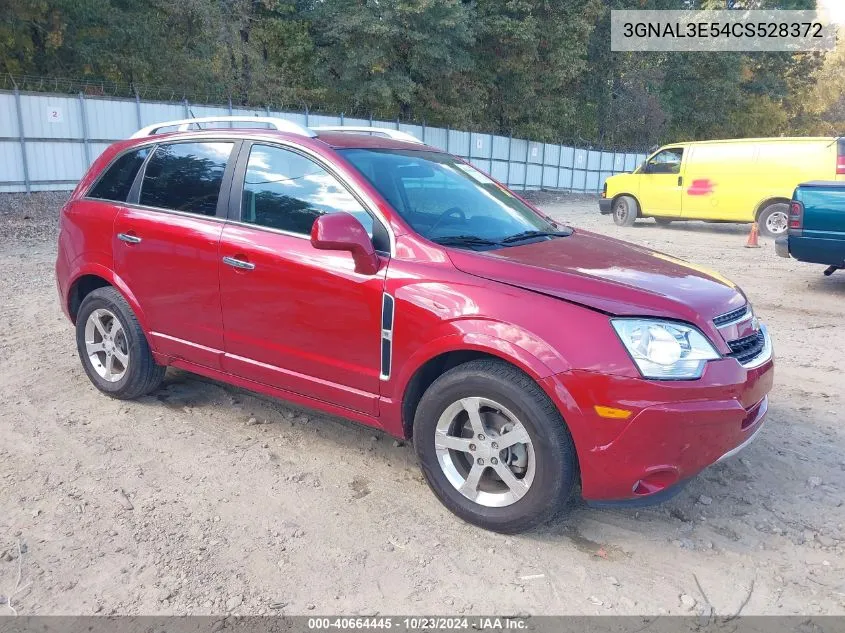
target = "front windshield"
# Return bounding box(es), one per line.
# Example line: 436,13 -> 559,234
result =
339,148 -> 566,248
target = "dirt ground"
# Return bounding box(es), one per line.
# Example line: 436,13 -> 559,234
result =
0,192 -> 843,617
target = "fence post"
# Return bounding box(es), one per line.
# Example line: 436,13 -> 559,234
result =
183,98 -> 190,118
468,130 -> 473,165
489,132 -> 494,175
135,90 -> 142,129
569,144 -> 577,192
556,143 -> 563,190
304,105 -> 309,127
228,97 -> 233,116
369,113 -> 373,126
446,126 -> 450,154
78,92 -> 91,168
421,119 -> 426,144
265,105 -> 270,117
505,135 -> 512,187
13,87 -> 31,194
340,112 -> 345,126
396,117 -> 400,130
540,142 -> 546,191
523,140 -> 530,192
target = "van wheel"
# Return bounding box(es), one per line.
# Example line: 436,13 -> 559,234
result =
75,287 -> 166,399
413,359 -> 577,534
612,196 -> 638,227
758,203 -> 789,238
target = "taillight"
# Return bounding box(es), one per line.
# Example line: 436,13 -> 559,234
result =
789,201 -> 804,232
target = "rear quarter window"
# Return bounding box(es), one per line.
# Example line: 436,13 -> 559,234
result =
87,147 -> 150,202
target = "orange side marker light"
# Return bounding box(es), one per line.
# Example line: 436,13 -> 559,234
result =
594,405 -> 632,420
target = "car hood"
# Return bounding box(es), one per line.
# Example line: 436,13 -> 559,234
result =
447,229 -> 746,324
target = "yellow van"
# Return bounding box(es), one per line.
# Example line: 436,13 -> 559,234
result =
600,137 -> 845,237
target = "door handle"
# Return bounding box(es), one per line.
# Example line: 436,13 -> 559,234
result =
222,256 -> 256,271
117,232 -> 142,244
678,176 -> 683,187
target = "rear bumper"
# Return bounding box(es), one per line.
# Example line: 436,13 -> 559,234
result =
544,349 -> 774,503
775,236 -> 790,258
599,199 -> 613,214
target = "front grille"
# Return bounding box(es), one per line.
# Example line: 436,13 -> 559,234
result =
714,305 -> 748,327
727,331 -> 765,364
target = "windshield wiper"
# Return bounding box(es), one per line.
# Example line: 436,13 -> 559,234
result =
431,235 -> 503,248
501,229 -> 572,244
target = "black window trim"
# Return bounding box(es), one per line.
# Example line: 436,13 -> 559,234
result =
84,139 -> 242,223
134,139 -> 241,219
83,145 -> 153,204
228,139 -> 392,255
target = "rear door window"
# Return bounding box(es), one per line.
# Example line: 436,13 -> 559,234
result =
139,142 -> 234,216
88,147 -> 150,202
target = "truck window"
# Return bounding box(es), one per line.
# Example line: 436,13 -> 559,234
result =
647,148 -> 683,175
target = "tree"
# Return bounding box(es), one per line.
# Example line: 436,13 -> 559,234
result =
304,0 -> 474,121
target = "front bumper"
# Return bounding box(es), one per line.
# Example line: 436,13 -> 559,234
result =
775,236 -> 790,258
545,345 -> 774,503
599,199 -> 613,214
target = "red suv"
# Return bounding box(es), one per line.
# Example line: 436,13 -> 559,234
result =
56,117 -> 774,533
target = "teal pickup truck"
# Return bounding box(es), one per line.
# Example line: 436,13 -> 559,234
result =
776,181 -> 845,276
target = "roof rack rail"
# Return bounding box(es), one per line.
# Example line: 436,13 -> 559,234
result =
130,116 -> 316,139
312,126 -> 423,144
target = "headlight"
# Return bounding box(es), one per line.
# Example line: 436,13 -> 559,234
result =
611,319 -> 720,380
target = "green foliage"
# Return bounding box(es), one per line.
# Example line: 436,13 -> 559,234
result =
0,0 -> 832,148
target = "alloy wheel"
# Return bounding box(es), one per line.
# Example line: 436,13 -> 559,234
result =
434,397 -> 535,507
84,308 -> 129,383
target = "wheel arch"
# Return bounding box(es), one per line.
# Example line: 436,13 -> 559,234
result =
68,274 -> 112,323
64,263 -> 153,346
754,196 -> 791,220
611,192 -> 642,217
396,336 -> 566,441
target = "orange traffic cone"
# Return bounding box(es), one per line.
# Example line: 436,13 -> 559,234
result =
744,222 -> 761,248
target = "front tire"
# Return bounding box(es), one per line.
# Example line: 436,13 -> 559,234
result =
413,359 -> 577,533
758,202 -> 789,238
612,195 -> 639,227
75,287 -> 165,399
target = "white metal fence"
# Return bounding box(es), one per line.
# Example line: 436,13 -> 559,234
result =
0,89 -> 647,194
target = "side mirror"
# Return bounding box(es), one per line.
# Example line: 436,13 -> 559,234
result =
310,213 -> 380,275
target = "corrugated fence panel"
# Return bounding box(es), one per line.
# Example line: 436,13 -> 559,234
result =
0,93 -> 20,137
26,141 -> 86,183
423,127 -> 448,151
22,94 -> 83,139
490,160 -> 509,184
0,90 -> 644,192
491,136 -> 510,161
448,130 -> 470,158
0,143 -> 24,192
86,98 -> 137,140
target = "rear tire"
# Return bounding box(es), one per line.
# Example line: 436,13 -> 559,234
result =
757,202 -> 789,238
75,287 -> 165,400
612,195 -> 639,227
413,359 -> 577,534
